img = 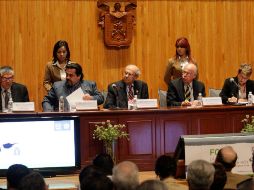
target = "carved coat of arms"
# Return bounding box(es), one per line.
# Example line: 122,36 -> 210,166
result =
97,1 -> 137,47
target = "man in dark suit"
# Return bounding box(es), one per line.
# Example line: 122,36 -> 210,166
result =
220,63 -> 254,104
103,64 -> 149,109
42,63 -> 104,112
167,63 -> 205,106
215,146 -> 251,189
0,66 -> 29,112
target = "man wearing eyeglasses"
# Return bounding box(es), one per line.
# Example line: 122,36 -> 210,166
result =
103,64 -> 149,109
0,66 -> 29,112
167,63 -> 205,106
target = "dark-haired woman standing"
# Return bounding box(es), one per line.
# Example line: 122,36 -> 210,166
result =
43,40 -> 76,91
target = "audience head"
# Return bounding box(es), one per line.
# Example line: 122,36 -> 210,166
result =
65,63 -> 84,86
0,66 -> 15,90
187,160 -> 215,190
6,164 -> 30,190
182,63 -> 197,84
93,153 -> 114,175
136,180 -> 168,190
122,65 -> 140,85
237,178 -> 254,190
52,40 -> 70,63
175,37 -> 191,58
19,172 -> 47,190
80,172 -> 114,190
215,146 -> 237,171
112,161 -> 139,190
79,165 -> 104,183
210,163 -> 227,190
154,155 -> 176,180
237,63 -> 252,86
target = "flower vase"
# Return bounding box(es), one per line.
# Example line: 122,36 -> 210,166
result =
104,140 -> 116,163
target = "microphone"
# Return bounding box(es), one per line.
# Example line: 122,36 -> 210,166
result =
230,78 -> 240,88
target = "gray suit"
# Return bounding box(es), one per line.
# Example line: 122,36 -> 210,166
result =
167,78 -> 205,106
42,80 -> 104,112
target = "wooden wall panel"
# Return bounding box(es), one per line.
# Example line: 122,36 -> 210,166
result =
1,1 -> 254,110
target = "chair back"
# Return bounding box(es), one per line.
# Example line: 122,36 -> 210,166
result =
158,89 -> 167,107
208,88 -> 221,97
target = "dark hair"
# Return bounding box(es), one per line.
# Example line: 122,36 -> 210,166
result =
93,153 -> 114,175
80,173 -> 113,190
52,40 -> 70,63
6,164 -> 30,189
215,148 -> 237,171
79,165 -> 104,183
210,163 -> 227,190
19,172 -> 46,190
155,155 -> 176,180
66,63 -> 84,81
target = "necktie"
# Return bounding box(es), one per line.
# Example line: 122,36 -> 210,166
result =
4,90 -> 9,108
127,85 -> 134,100
185,85 -> 191,101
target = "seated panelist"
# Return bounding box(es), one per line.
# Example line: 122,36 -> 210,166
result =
167,63 -> 205,106
220,63 -> 254,104
0,66 -> 29,112
42,63 -> 104,112
103,64 -> 149,109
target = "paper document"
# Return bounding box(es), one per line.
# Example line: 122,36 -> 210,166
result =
66,87 -> 84,105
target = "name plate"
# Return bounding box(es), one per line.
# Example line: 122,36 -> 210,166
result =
12,102 -> 35,112
137,99 -> 158,109
75,100 -> 98,111
202,97 -> 222,106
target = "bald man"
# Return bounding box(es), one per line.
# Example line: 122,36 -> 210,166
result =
215,146 -> 251,189
112,161 -> 139,190
103,65 -> 149,109
167,63 -> 205,106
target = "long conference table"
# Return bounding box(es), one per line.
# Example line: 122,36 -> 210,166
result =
1,105 -> 254,171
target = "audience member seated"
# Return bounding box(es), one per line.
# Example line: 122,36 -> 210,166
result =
237,178 -> 254,190
136,179 -> 168,190
220,63 -> 254,104
79,165 -> 104,184
155,155 -> 188,190
43,40 -> 76,92
93,153 -> 114,176
215,146 -> 251,189
210,163 -> 227,190
80,172 -> 114,190
167,63 -> 205,106
42,63 -> 104,111
19,172 -> 47,190
187,160 -> 215,190
6,164 -> 30,190
103,64 -> 149,109
164,37 -> 198,86
0,66 -> 29,112
112,161 -> 139,190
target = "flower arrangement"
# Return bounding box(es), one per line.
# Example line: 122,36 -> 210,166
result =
93,120 -> 129,162
241,115 -> 254,133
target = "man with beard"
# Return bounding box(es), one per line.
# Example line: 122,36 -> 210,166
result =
42,63 -> 104,111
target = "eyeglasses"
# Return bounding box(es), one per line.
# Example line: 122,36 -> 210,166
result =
124,71 -> 135,77
1,76 -> 14,82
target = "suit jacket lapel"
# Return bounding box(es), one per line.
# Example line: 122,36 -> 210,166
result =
178,79 -> 185,101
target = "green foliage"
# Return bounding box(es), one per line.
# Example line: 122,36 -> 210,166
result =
241,115 -> 254,133
93,120 -> 129,142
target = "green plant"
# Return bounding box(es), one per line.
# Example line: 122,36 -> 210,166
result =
241,115 -> 254,133
93,120 -> 129,162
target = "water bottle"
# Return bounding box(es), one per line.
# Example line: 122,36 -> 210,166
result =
59,96 -> 65,112
8,97 -> 13,113
133,95 -> 138,110
197,93 -> 203,106
247,92 -> 253,105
